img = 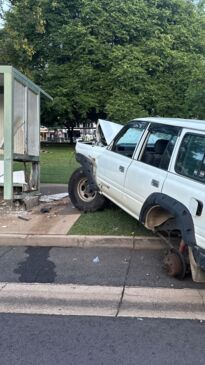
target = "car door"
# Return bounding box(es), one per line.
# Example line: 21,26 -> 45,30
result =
96,121 -> 148,206
123,124 -> 181,218
162,130 -> 205,250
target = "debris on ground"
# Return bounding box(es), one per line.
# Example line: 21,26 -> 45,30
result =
93,256 -> 100,263
122,258 -> 129,264
18,214 -> 31,221
0,191 -> 70,222
39,193 -> 68,203
40,207 -> 51,214
0,201 -> 6,206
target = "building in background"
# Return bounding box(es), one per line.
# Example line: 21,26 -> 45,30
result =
40,122 -> 96,143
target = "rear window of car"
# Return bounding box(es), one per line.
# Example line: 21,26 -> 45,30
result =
175,133 -> 205,183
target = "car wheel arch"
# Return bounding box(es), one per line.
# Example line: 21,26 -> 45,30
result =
139,193 -> 196,248
75,153 -> 98,191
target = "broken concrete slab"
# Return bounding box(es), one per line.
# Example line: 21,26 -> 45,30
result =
39,193 -> 68,203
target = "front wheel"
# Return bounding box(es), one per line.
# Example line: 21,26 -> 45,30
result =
68,168 -> 106,212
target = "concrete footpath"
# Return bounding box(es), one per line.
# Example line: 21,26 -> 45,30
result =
0,183 -> 165,250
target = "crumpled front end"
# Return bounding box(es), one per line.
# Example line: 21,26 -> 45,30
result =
75,118 -> 123,160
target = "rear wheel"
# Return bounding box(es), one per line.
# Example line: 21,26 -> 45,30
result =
68,167 -> 106,212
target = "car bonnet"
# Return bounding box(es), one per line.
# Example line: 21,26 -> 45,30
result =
96,119 -> 123,145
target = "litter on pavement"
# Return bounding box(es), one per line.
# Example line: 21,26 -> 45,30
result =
93,256 -> 100,264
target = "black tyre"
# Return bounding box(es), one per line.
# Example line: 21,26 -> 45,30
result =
68,167 -> 106,212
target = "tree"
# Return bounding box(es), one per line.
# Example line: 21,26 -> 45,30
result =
1,0 -> 205,135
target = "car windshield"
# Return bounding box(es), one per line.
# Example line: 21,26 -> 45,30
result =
111,121 -> 148,158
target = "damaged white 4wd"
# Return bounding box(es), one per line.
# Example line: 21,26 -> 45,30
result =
69,117 -> 205,282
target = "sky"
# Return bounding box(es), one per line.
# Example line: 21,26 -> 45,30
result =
0,0 -> 10,28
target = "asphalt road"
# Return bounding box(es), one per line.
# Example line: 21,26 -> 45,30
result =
0,245 -> 204,289
0,245 -> 205,364
0,313 -> 205,365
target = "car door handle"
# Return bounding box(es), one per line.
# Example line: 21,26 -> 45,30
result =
151,179 -> 159,188
119,165 -> 125,173
196,201 -> 203,216
189,198 -> 203,216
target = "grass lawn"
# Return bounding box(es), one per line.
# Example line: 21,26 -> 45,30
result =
40,144 -> 79,183
69,205 -> 153,236
13,144 -> 79,184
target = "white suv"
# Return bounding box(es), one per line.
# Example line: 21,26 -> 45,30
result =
69,118 -> 205,282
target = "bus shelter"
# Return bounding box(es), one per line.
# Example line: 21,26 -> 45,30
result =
0,66 -> 52,203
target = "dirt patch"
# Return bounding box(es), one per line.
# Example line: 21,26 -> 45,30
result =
0,197 -> 80,235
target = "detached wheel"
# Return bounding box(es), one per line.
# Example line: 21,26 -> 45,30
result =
68,167 -> 106,212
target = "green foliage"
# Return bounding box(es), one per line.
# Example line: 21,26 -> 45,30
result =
185,62 -> 205,119
1,0 -> 205,125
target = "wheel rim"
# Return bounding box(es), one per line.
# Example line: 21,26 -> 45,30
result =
77,177 -> 97,202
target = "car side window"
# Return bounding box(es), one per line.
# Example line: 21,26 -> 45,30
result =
111,121 -> 147,158
175,133 -> 205,182
140,125 -> 179,170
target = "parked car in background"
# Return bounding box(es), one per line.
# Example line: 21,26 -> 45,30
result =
69,118 -> 205,282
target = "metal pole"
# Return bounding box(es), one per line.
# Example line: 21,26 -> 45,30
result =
3,67 -> 13,202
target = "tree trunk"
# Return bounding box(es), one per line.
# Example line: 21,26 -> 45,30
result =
68,127 -> 74,144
